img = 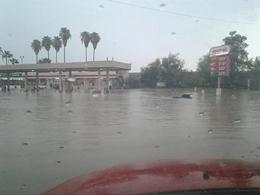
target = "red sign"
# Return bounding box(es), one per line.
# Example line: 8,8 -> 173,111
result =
209,45 -> 230,57
209,46 -> 230,76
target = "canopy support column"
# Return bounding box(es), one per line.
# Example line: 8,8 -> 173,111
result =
36,71 -> 39,92
59,71 -> 63,93
7,73 -> 10,92
25,72 -> 28,92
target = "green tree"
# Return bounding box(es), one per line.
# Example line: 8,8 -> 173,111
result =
197,54 -> 211,86
52,36 -> 62,63
141,53 -> 184,87
42,36 -> 52,60
249,57 -> 260,72
31,39 -> 41,64
38,58 -> 51,64
9,58 -> 19,65
159,54 -> 184,87
81,31 -> 91,62
197,54 -> 210,72
90,32 -> 101,61
141,58 -> 161,87
59,27 -> 71,63
2,50 -> 13,65
223,31 -> 249,72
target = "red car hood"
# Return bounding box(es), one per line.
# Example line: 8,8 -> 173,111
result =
41,160 -> 260,195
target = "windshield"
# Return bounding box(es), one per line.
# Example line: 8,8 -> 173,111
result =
1,0 -> 260,195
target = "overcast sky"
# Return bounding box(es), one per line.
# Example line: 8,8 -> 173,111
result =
1,0 -> 260,72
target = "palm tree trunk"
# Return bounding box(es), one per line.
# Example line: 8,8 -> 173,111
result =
85,47 -> 88,62
93,49 -> 95,61
64,46 -> 66,63
56,51 -> 57,64
36,54 -> 38,64
5,57 -> 7,65
48,50 -> 50,60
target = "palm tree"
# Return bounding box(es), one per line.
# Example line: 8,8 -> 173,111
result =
31,39 -> 41,64
80,31 -> 91,62
0,47 -> 3,63
38,58 -> 51,64
52,36 -> 62,63
9,58 -> 19,65
59,27 -> 71,63
90,32 -> 101,61
42,36 -> 52,60
2,50 -> 13,64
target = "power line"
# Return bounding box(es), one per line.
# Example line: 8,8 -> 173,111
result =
104,0 -> 260,26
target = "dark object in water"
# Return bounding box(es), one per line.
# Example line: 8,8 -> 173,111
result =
173,93 -> 192,99
26,109 -> 32,113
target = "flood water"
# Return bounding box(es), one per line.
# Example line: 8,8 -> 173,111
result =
1,88 -> 260,195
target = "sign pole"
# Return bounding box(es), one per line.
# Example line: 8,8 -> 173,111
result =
217,73 -> 221,96
216,61 -> 221,96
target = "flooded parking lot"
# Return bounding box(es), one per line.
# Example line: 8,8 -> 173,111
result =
1,88 -> 260,195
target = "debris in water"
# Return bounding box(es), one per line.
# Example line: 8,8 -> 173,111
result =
171,32 -> 176,35
22,142 -> 29,146
68,110 -> 73,113
199,111 -> 205,116
26,109 -> 32,114
92,94 -> 99,98
154,145 -> 160,149
159,3 -> 166,7
241,155 -> 245,159
233,119 -> 241,123
117,131 -> 122,135
173,94 -> 192,99
72,131 -> 77,133
202,171 -> 210,180
208,129 -> 213,134
187,135 -> 191,138
59,146 -> 64,149
56,160 -> 61,164
256,146 -> 260,150
99,4 -> 104,8
65,101 -> 71,106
